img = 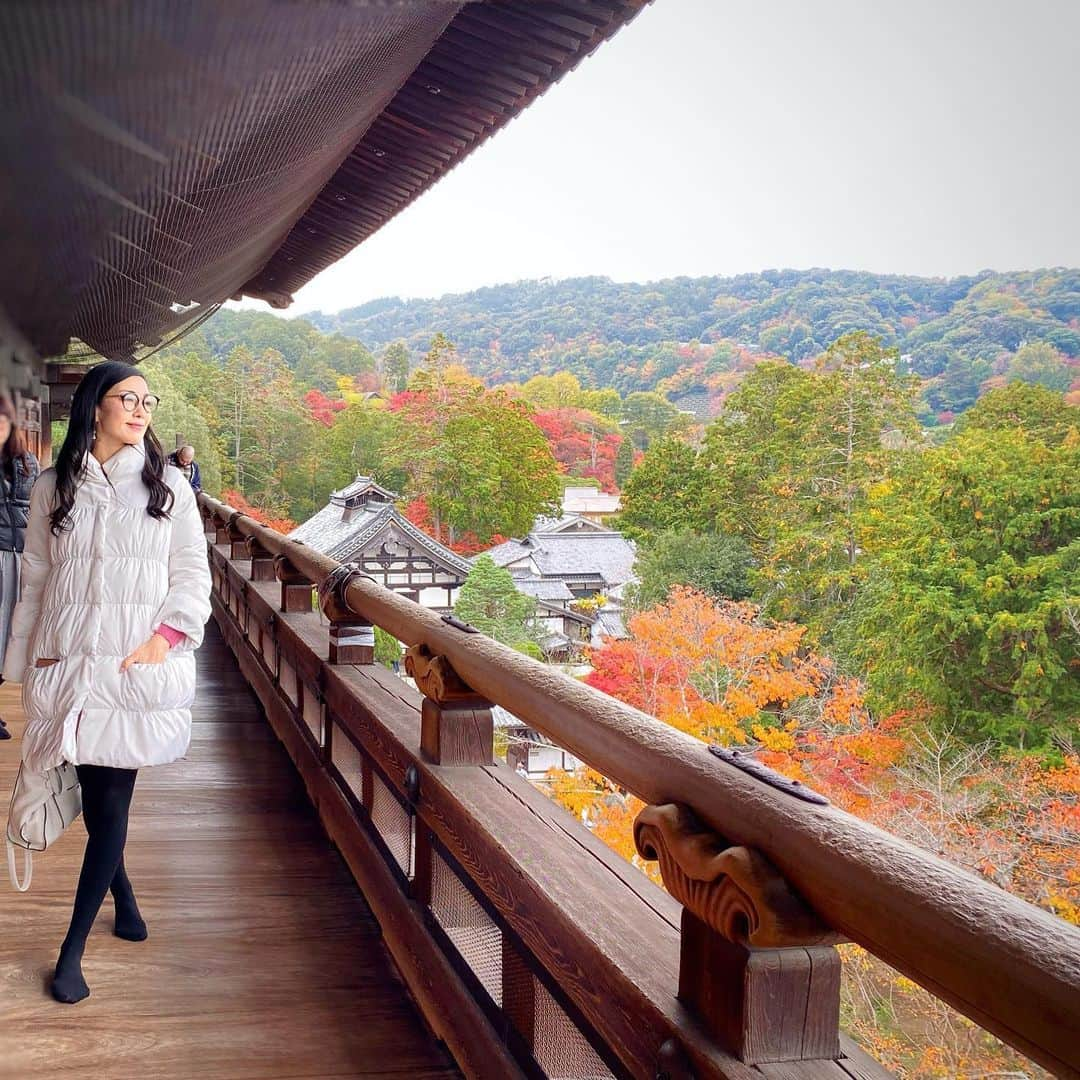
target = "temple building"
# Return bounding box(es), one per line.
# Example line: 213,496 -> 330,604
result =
481,517 -> 637,601
288,475 -> 471,610
560,484 -> 621,524
479,515 -> 636,656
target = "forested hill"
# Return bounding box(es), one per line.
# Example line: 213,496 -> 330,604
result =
306,268 -> 1080,415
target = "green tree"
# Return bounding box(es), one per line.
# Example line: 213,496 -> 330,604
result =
318,402 -> 405,498
140,358 -> 223,493
923,355 -> 987,416
1006,341 -> 1072,392
701,335 -> 918,630
381,340 -> 410,394
425,393 -> 561,542
620,390 -> 687,449
520,372 -> 583,410
958,382 -> 1078,442
629,530 -> 752,609
841,426 -> 1080,749
578,387 -> 623,420
617,438 -> 708,541
455,555 -> 538,650
216,346 -> 315,520
374,627 -> 402,669
614,435 -> 635,488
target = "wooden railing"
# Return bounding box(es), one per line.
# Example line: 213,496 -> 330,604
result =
199,494 -> 1080,1080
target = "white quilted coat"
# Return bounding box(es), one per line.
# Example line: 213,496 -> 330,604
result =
2,443 -> 212,772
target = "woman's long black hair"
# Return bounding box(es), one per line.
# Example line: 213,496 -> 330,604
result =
51,361 -> 174,535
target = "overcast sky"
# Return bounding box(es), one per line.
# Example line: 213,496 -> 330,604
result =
237,0 -> 1079,317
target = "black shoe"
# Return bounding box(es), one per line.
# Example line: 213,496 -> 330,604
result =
0,721 -> 10,741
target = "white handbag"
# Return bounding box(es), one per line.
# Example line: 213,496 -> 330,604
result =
6,761 -> 82,891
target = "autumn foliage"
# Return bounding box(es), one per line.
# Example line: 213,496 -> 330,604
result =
532,407 -> 624,491
402,496 -> 506,557
542,587 -> 1078,1077
220,488 -> 296,534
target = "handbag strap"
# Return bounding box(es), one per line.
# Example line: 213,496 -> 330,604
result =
6,838 -> 32,892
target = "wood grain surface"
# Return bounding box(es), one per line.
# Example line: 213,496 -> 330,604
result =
0,619 -> 459,1080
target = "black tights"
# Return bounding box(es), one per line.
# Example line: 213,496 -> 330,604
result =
51,764 -> 145,1004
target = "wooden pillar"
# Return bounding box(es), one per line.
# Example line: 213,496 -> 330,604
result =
214,509 -> 232,546
221,512 -> 247,560
318,562 -> 375,664
275,553 -> 314,614
246,536 -> 277,582
634,803 -> 843,1065
404,643 -> 493,766
327,622 -> 375,665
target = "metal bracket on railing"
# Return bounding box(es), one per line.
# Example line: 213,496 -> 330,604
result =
318,562 -> 378,623
440,613 -> 480,634
709,745 -> 829,805
319,562 -> 380,664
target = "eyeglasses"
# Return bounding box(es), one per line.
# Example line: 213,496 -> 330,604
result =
104,392 -> 161,413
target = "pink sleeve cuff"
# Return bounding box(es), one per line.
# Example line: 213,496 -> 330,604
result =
155,623 -> 186,648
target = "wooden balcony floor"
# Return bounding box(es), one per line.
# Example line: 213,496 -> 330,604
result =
0,619 -> 460,1080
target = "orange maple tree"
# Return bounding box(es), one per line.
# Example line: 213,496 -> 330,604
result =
221,488 -> 296,534
537,587 -> 1077,1077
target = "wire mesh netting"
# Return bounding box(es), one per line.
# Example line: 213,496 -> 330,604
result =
369,769 -> 412,878
429,848 -> 503,1006
301,683 -> 323,745
530,975 -> 615,1080
329,724 -> 366,807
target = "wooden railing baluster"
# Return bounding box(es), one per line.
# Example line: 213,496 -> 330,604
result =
405,644 -> 494,767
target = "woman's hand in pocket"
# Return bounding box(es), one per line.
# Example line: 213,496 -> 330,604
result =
120,633 -> 170,673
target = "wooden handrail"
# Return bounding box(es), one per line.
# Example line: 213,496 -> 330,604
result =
199,494 -> 1080,1077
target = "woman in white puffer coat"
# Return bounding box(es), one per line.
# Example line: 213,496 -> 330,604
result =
3,360 -> 211,1004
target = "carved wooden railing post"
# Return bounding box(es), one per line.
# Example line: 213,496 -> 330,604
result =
213,509 -> 248,559
274,551 -> 314,614
246,536 -> 277,582
404,642 -> 494,766
635,803 -> 843,1066
212,507 -> 231,546
318,563 -> 375,665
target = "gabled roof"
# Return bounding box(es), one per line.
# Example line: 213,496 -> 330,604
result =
289,501 -> 388,556
289,498 -> 472,577
534,513 -> 612,534
336,510 -> 474,577
478,529 -> 637,587
529,533 -> 636,584
513,576 -> 576,602
329,474 -> 399,506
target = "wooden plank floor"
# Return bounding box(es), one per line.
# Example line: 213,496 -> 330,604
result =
0,619 -> 460,1080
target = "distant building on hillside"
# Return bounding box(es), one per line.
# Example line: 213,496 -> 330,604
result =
561,484 -> 621,524
482,518 -> 636,600
479,515 -> 636,658
288,475 -> 471,610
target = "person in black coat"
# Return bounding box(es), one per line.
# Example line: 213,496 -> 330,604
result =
0,396 -> 40,739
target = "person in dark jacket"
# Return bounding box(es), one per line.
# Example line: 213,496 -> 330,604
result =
167,445 -> 201,492
0,396 -> 40,739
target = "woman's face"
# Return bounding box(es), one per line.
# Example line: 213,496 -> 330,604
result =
0,415 -> 11,447
95,375 -> 152,447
